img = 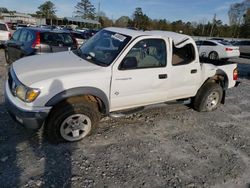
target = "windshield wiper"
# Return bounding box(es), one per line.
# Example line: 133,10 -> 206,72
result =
81,52 -> 108,67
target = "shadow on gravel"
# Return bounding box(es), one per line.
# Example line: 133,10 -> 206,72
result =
0,79 -> 74,188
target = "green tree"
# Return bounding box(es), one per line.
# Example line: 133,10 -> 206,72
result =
75,0 -> 96,19
240,8 -> 250,37
115,16 -> 130,27
36,1 -> 56,19
132,7 -> 149,30
0,7 -> 9,13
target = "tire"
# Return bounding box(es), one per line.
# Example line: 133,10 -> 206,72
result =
193,82 -> 223,112
44,97 -> 100,144
5,50 -> 11,65
208,51 -> 219,60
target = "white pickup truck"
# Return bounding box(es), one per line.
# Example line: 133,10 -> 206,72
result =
0,21 -> 11,47
5,27 -> 240,143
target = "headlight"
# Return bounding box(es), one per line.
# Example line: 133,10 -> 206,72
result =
16,85 -> 40,103
16,85 -> 27,101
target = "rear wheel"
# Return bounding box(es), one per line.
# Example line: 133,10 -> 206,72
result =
193,82 -> 223,112
209,51 -> 219,60
45,97 -> 100,144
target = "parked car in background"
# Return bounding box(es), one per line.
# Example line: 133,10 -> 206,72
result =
0,21 -> 11,48
4,27 -> 78,64
70,31 -> 88,47
196,40 -> 240,60
233,40 -> 250,57
16,24 -> 29,30
84,29 -> 99,38
5,28 -> 239,143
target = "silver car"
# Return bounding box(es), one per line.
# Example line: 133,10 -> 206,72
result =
234,40 -> 250,56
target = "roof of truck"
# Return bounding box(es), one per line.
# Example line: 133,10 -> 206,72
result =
105,27 -> 193,45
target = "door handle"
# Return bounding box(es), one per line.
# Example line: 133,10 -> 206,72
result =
159,74 -> 168,79
191,69 -> 197,74
115,77 -> 132,81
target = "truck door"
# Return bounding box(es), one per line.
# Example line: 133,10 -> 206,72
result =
110,36 -> 171,111
167,42 -> 201,100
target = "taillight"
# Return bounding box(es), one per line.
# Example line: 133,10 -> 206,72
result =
32,32 -> 41,49
226,48 -> 233,51
233,68 -> 238,81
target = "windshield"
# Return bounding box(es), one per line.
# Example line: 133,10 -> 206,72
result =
77,30 -> 131,66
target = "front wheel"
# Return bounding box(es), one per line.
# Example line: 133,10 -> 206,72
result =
193,82 -> 223,112
44,97 -> 100,144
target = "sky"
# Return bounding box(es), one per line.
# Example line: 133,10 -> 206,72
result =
0,0 -> 245,24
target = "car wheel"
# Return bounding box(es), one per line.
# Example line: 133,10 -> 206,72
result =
44,97 -> 100,144
193,82 -> 223,112
209,51 -> 219,60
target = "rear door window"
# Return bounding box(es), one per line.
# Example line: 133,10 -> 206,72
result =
26,31 -> 34,42
203,41 -> 217,46
12,29 -> 21,41
19,30 -> 28,42
172,44 -> 195,66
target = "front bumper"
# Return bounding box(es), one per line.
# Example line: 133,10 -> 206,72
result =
5,85 -> 50,130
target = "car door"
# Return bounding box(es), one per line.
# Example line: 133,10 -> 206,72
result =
6,29 -> 21,62
110,36 -> 171,111
196,41 -> 207,57
168,42 -> 201,100
15,29 -> 29,60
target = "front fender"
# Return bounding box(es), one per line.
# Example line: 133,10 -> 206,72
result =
45,87 -> 110,115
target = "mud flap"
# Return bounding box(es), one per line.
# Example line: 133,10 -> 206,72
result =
221,90 -> 226,104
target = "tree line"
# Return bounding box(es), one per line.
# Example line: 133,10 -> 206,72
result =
0,0 -> 249,38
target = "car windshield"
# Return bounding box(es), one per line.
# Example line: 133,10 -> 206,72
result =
77,30 -> 132,66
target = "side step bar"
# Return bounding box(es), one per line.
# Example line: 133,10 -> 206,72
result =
109,98 -> 191,118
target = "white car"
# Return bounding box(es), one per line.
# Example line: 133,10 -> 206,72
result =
5,28 -> 240,143
0,21 -> 11,47
196,40 -> 240,60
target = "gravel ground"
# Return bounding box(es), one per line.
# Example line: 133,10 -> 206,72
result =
0,49 -> 250,188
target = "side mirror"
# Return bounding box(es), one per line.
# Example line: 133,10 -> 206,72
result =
120,57 -> 138,70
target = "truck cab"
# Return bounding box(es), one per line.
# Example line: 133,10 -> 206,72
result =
5,27 -> 239,143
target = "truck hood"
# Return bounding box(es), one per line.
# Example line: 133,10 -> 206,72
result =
13,51 -> 101,86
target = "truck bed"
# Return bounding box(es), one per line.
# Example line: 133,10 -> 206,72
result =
200,57 -> 236,66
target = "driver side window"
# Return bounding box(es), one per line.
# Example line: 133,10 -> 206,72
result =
120,39 -> 167,70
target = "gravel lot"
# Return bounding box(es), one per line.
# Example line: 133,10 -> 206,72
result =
0,49 -> 250,188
